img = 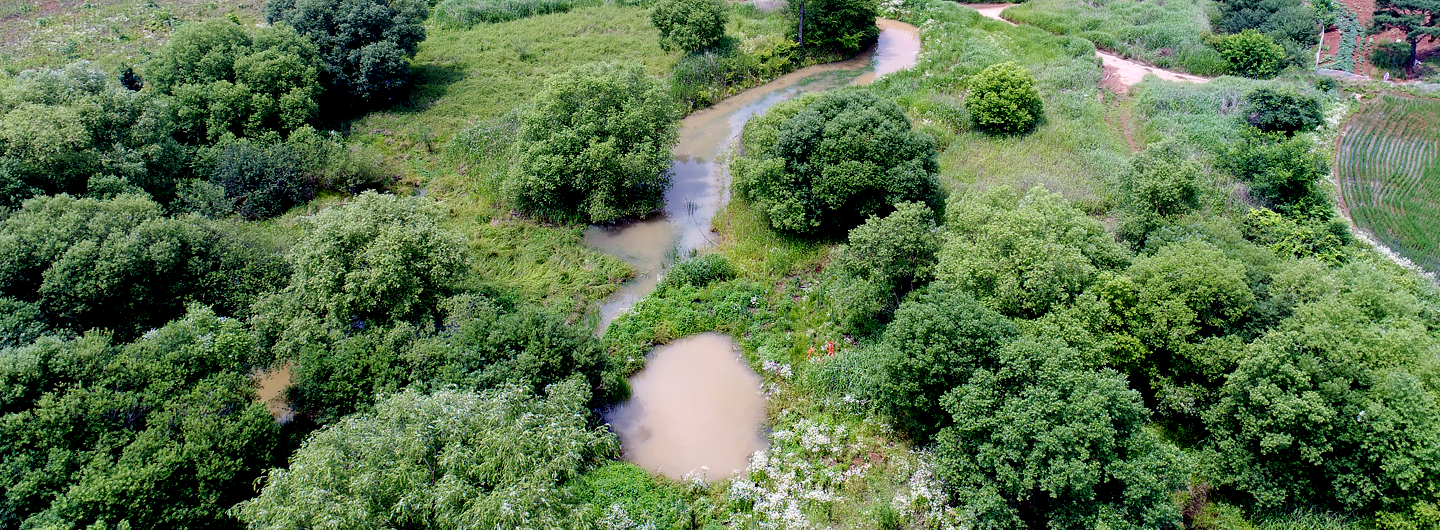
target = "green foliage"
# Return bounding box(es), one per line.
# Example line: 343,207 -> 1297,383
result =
937,186 -> 1129,318
1241,208 -> 1352,263
965,61 -> 1043,135
1371,0 -> 1440,69
935,338 -> 1186,530
263,0 -> 429,106
1222,127 -> 1331,219
147,18 -> 323,141
1206,298 -> 1440,511
669,35 -> 798,113
565,463 -> 690,528
651,0 -> 727,52
234,382 -> 618,529
504,62 -> 679,223
870,285 -> 1020,442
251,191 -> 467,344
0,307 -> 279,529
826,201 -> 941,332
732,89 -> 941,236
1372,40 -> 1414,71
1116,142 -> 1208,248
1243,88 -> 1323,136
662,253 -> 737,290
1002,0 -> 1227,76
786,0 -> 879,53
435,0 -> 592,27
1211,30 -> 1287,79
0,193 -> 287,341
1215,0 -> 1320,66
207,139 -> 313,219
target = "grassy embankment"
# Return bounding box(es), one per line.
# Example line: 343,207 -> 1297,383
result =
0,0 -> 261,73
1335,94 -> 1440,276
1001,0 -> 1228,76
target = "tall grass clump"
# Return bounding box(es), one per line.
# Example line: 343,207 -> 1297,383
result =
445,109 -> 523,195
433,0 -> 597,27
1002,0 -> 1228,76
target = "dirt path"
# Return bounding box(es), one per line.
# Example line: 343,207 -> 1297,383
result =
968,3 -> 1209,92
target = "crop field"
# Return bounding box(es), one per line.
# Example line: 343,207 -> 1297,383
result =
1336,94 -> 1440,274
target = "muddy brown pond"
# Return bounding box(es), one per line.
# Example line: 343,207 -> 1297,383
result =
606,334 -> 768,480
596,20 -> 921,481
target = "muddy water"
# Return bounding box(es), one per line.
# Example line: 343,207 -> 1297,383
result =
606,334 -> 768,480
588,19 -> 921,333
253,364 -> 294,424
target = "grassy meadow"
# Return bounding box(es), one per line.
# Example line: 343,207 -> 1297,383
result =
1002,0 -> 1227,76
0,0 -> 261,73
1336,94 -> 1440,275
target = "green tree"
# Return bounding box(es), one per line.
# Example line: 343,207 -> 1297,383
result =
935,338 -> 1186,530
1115,142 -> 1207,248
0,307 -> 279,529
1212,30 -> 1287,78
504,62 -> 679,224
1371,0 -> 1440,73
826,201 -> 941,332
263,0 -> 429,106
937,186 -> 1129,319
966,62 -> 1044,135
147,18 -> 323,141
1243,87 -> 1324,136
1221,127 -> 1331,218
1215,0 -> 1319,64
234,382 -> 618,529
787,0 -> 879,53
0,193 -> 288,341
651,0 -> 728,53
872,285 -> 1020,442
732,90 -> 941,236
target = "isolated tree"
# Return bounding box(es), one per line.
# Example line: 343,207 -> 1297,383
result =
505,62 -> 679,223
966,62 -> 1044,135
1371,0 -> 1440,73
651,0 -> 728,53
234,382 -> 618,529
1243,88 -> 1323,136
263,0 -> 429,105
935,338 -> 1186,530
786,0 -> 879,53
732,89 -> 941,236
826,201 -> 941,331
1212,30 -> 1286,78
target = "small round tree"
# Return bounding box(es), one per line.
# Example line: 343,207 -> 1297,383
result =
786,0 -> 879,53
1212,30 -> 1286,78
1244,87 -> 1323,135
263,0 -> 429,106
505,62 -> 679,224
966,61 -> 1043,135
732,89 -> 941,236
651,0 -> 727,53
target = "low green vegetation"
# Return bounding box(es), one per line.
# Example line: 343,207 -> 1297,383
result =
1002,0 -> 1228,76
1336,94 -> 1440,275
1214,0 -> 1321,66
1211,30 -> 1288,79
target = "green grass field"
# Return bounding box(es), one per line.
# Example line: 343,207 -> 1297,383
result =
1002,0 -> 1226,76
0,0 -> 260,73
1336,94 -> 1440,275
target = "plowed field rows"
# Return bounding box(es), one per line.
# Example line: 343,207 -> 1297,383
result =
1336,95 -> 1440,274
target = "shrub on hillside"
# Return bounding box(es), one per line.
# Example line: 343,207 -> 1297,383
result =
651,0 -> 727,53
1211,30 -> 1286,78
1372,40 -> 1412,72
1115,142 -> 1207,247
147,18 -> 323,141
263,0 -> 429,106
1244,87 -> 1323,136
1222,127 -> 1331,218
965,61 -> 1044,135
662,253 -> 737,289
826,201 -> 941,332
786,0 -> 879,54
731,90 -> 941,236
504,63 -> 678,223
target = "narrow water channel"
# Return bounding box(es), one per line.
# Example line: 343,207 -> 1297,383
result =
599,20 -> 921,482
588,19 -> 922,333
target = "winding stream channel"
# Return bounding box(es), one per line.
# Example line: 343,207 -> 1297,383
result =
596,19 -> 921,481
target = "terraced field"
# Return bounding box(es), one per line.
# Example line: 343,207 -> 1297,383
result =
1336,94 -> 1440,274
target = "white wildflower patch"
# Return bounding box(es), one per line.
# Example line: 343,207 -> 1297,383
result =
890,452 -> 965,530
726,418 -> 877,529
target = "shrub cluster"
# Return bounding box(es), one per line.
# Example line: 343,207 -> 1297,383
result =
1210,30 -> 1287,78
651,0 -> 728,53
965,61 -> 1044,135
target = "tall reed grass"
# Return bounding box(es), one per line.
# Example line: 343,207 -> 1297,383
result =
433,0 -> 600,28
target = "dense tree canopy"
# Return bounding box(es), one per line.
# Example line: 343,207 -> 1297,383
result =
826,201 -> 941,332
786,0 -> 879,53
263,0 -> 429,106
504,62 -> 679,224
651,0 -> 728,53
732,90 -> 941,236
1115,143 -> 1207,248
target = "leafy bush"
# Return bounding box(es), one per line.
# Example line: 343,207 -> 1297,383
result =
263,0 -> 429,106
1211,30 -> 1286,78
935,338 -> 1186,529
208,140 -> 313,219
669,35 -> 797,112
826,201 -> 940,332
965,61 -> 1043,135
786,0 -> 879,53
434,0 -> 589,27
871,285 -> 1020,442
0,308 -> 279,528
504,62 -> 679,223
1221,127 -> 1331,218
1372,40 -> 1412,71
1241,208 -> 1352,263
1215,0 -> 1319,66
662,253 -> 737,289
651,0 -> 727,53
235,382 -> 618,529
147,18 -> 323,141
1115,142 -> 1207,248
566,463 -> 691,528
732,90 -> 941,236
1244,87 -> 1323,136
